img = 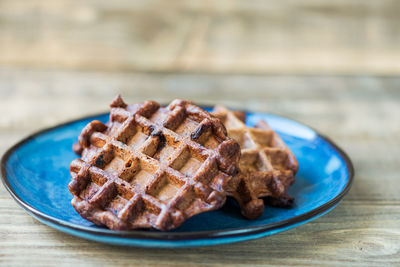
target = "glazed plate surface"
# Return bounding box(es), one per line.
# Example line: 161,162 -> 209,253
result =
1,109 -> 354,247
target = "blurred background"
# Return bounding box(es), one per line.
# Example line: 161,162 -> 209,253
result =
2,0 -> 400,73
1,1 -> 400,264
1,0 -> 399,129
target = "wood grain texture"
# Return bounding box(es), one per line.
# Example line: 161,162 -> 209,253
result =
0,68 -> 399,266
1,0 -> 400,74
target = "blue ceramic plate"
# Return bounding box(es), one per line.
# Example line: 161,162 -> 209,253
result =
1,109 -> 354,248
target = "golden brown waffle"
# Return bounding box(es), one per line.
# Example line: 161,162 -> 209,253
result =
69,96 -> 240,231
213,106 -> 298,219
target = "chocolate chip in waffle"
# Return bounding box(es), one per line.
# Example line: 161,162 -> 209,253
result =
69,96 -> 240,231
212,106 -> 298,219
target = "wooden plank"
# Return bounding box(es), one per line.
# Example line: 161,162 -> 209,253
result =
0,196 -> 399,266
1,1 -> 400,74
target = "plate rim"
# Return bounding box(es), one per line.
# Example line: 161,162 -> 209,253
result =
1,110 -> 354,241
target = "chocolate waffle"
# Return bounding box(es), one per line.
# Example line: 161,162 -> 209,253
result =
69,96 -> 240,231
212,106 -> 298,219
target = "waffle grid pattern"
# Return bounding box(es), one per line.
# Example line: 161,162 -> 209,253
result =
69,98 -> 239,231
213,106 -> 298,219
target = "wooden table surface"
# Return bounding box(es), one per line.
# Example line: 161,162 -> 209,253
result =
1,69 -> 399,266
1,1 -> 400,266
